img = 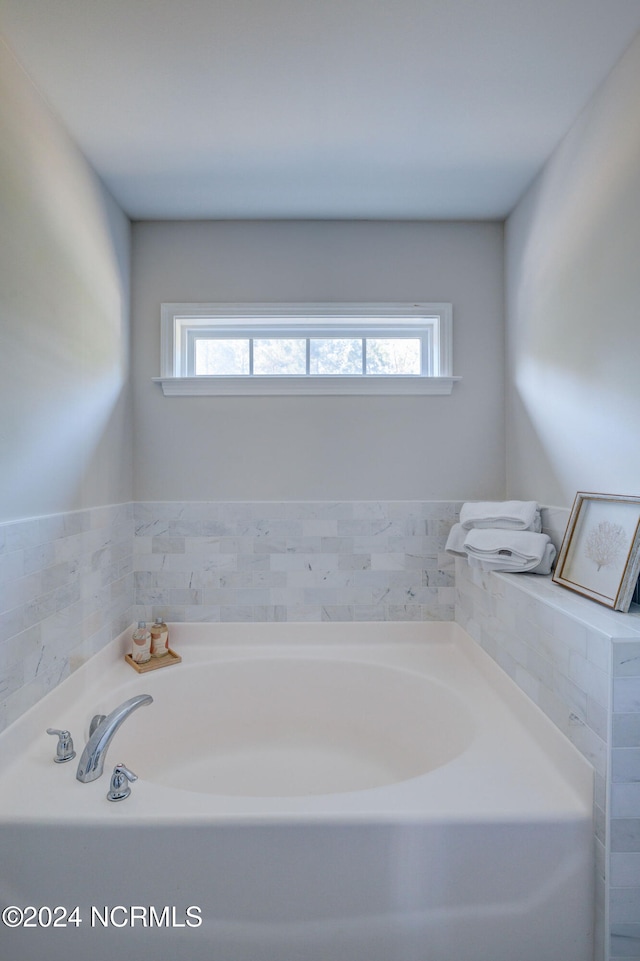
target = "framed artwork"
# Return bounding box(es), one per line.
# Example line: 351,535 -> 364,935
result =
553,492 -> 640,611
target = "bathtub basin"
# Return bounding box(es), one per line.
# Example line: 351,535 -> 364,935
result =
124,657 -> 474,797
0,621 -> 593,961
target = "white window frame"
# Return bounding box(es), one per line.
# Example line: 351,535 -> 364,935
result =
154,303 -> 460,395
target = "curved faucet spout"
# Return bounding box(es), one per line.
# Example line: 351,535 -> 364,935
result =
76,694 -> 153,783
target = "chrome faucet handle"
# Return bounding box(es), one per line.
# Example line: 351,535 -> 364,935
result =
46,728 -> 76,763
89,714 -> 106,737
107,763 -> 138,802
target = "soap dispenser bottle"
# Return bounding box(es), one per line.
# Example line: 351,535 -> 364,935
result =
131,621 -> 151,664
150,617 -> 169,658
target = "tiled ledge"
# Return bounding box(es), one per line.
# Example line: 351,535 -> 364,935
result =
456,561 -> 614,795
455,560 -> 640,961
490,568 -> 640,639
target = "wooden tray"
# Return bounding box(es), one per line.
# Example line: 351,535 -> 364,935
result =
125,648 -> 182,673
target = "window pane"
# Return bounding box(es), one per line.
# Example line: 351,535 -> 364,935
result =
253,339 -> 306,375
366,338 -> 421,375
309,339 -> 362,375
194,339 -> 249,375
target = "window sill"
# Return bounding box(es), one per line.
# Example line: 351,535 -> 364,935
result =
152,376 -> 461,396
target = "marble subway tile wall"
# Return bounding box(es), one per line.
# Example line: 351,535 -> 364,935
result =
455,557 -> 640,961
0,504 -> 133,733
611,639 -> 640,961
134,501 -> 460,624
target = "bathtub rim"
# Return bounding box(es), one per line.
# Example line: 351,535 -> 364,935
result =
0,620 -> 593,826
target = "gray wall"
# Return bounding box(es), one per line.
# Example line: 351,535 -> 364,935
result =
0,40 -> 132,523
132,219 -> 504,502
505,30 -> 640,509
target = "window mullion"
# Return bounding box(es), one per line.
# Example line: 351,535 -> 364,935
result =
305,338 -> 310,375
362,338 -> 367,375
421,331 -> 430,376
249,338 -> 254,375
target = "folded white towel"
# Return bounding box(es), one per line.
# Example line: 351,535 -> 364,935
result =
463,529 -> 555,574
466,543 -> 556,575
445,523 -> 468,555
460,500 -> 540,531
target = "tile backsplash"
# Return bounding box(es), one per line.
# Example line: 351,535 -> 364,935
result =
133,500 -> 459,624
0,504 -> 133,732
611,639 -> 640,959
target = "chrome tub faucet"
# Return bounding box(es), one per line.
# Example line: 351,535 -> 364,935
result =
76,694 -> 153,783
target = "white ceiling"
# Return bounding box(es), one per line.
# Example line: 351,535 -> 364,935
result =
2,0 -> 640,221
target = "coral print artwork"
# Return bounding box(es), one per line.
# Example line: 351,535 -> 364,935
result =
584,521 -> 627,573
554,493 -> 640,611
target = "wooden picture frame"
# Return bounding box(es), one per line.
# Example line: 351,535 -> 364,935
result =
553,492 -> 640,612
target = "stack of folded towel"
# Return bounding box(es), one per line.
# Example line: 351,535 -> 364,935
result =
445,500 -> 555,575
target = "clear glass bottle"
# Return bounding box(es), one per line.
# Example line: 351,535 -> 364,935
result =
131,621 -> 151,664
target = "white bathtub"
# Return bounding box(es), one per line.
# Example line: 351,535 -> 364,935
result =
0,621 -> 593,961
